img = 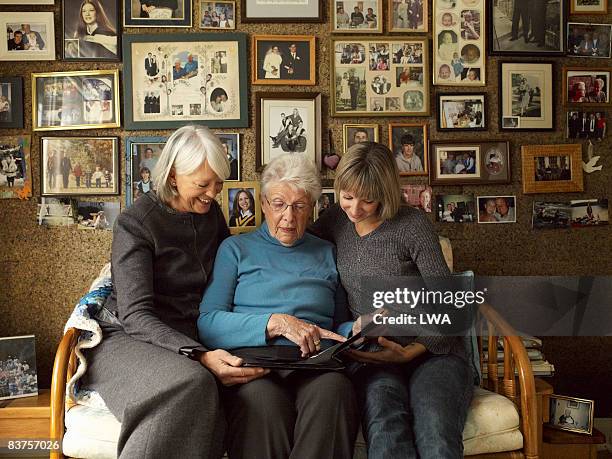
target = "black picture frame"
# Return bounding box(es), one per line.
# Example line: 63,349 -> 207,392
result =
240,0 -> 322,23
0,77 -> 24,129
436,92 -> 487,131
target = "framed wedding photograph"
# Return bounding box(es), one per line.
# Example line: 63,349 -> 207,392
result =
332,0 -> 383,33
256,92 -> 321,170
388,0 -> 428,33
0,77 -> 23,129
32,70 -> 120,131
477,196 -> 516,224
343,123 -> 378,153
123,0 -> 192,27
429,140 -> 511,185
564,68 -> 611,105
122,33 -> 248,129
241,0 -> 322,23
252,35 -> 316,86
0,135 -> 32,199
217,132 -> 240,181
548,395 -> 594,435
570,0 -> 608,14
433,0 -> 486,86
63,0 -> 120,60
0,12 -> 56,61
125,136 -> 166,206
567,23 -> 612,58
488,0 -> 565,56
521,144 -> 584,194
41,137 -> 119,196
388,122 -> 428,176
222,181 -> 262,234
499,62 -> 554,131
200,1 -> 235,29
437,93 -> 486,131
331,38 -> 430,116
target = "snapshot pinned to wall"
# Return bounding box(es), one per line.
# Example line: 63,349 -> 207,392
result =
532,201 -> 572,229
200,1 -> 235,29
0,136 -> 32,199
0,77 -> 23,129
63,0 -> 120,60
388,0 -> 428,33
548,395 -> 594,435
332,38 -> 429,116
37,197 -> 75,226
564,68 -> 611,105
400,184 -> 432,213
477,196 -> 516,224
436,193 -> 475,223
0,12 -> 56,61
125,136 -> 166,206
0,335 -> 38,401
217,132 -> 240,181
571,198 -> 609,227
41,137 -> 119,196
570,0 -> 608,14
567,111 -> 607,140
521,144 -> 584,194
76,200 -> 120,230
343,123 -> 378,153
567,23 -> 612,58
388,123 -> 427,176
123,0 -> 191,27
332,0 -> 382,33
314,188 -> 336,220
252,35 -> 315,85
433,0 -> 485,85
222,181 -> 261,234
437,93 -> 485,130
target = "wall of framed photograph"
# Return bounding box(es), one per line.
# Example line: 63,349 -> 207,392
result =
0,135 -> 32,199
0,77 -> 23,129
123,0 -> 192,27
222,181 -> 262,234
252,35 -> 316,86
331,38 -> 430,116
388,122 -> 428,176
122,33 -> 248,129
436,93 -> 486,131
388,0 -> 427,33
125,136 -> 166,207
521,144 -> 584,194
241,0 -> 321,23
0,12 -> 56,61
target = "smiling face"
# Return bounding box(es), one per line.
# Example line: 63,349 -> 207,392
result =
170,159 -> 223,214
237,191 -> 251,212
262,182 -> 312,246
401,143 -> 414,158
495,198 -> 509,216
81,2 -> 96,24
339,189 -> 380,225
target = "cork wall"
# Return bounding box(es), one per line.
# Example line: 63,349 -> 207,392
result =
0,1 -> 611,415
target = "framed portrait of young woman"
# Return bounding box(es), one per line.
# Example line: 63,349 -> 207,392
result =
63,0 -> 120,60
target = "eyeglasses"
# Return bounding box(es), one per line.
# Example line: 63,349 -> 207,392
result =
265,198 -> 310,214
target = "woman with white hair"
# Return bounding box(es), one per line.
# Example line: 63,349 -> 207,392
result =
81,125 -> 268,459
198,153 -> 359,459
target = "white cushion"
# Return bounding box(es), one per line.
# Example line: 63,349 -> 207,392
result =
63,405 -> 121,459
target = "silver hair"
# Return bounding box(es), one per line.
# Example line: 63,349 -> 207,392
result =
261,153 -> 321,203
153,125 -> 230,205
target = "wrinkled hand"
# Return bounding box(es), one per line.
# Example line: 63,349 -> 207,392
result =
199,349 -> 269,386
267,313 -> 346,357
346,337 -> 426,364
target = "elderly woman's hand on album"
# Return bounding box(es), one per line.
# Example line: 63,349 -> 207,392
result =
267,314 -> 346,357
199,349 -> 269,387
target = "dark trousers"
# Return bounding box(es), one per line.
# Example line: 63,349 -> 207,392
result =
62,173 -> 69,189
528,3 -> 547,45
350,88 -> 358,109
223,371 -> 359,459
75,176 -> 81,187
511,0 -> 529,40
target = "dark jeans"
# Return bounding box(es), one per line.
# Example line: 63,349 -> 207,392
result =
355,353 -> 473,459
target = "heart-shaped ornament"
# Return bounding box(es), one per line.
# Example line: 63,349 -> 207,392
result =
323,154 -> 340,170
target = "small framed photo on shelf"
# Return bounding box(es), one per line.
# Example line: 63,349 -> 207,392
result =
62,0 -> 120,60
222,181 -> 262,234
314,188 -> 337,220
0,335 -> 38,400
200,1 -> 236,29
123,0 -> 192,27
566,111 -> 607,140
332,0 -> 383,34
570,0 -> 608,14
32,70 -> 120,131
0,12 -> 56,61
125,136 -> 167,207
388,123 -> 428,176
437,93 -> 486,131
499,62 -> 554,131
217,132 -> 240,181
343,123 -> 378,153
252,35 -> 316,86
241,0 -> 321,23
41,137 -> 119,196
521,144 -> 584,194
548,395 -> 594,435
564,68 -> 611,105
477,196 -> 517,224
0,135 -> 32,199
436,194 -> 476,223
256,92 -> 321,170
388,0 -> 428,33
567,23 -> 612,58
429,140 -> 511,185
0,77 -> 24,129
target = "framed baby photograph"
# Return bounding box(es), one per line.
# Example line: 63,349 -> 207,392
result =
0,135 -> 32,199
521,144 -> 584,194
437,93 -> 486,131
0,12 -> 56,61
564,68 -> 611,105
252,35 -> 316,86
548,395 -> 594,435
123,0 -> 192,27
343,123 -> 378,153
388,0 -> 427,33
222,181 -> 262,234
388,122 -> 428,176
332,0 -> 383,34
477,196 -> 517,224
241,0 -> 322,23
314,188 -> 337,220
0,77 -> 24,129
200,1 -> 235,29
570,0 -> 608,14
567,23 -> 612,58
217,132 -> 240,182
125,136 -> 166,207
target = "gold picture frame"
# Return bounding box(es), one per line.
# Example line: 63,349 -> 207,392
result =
222,181 -> 262,234
570,0 -> 608,14
252,35 -> 316,86
342,123 -> 379,153
548,394 -> 594,435
388,0 -> 428,33
521,144 -> 584,194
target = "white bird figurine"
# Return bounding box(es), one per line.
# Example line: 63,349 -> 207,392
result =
583,140 -> 602,174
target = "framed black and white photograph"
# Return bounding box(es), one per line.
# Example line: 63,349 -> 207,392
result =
332,0 -> 383,33
567,111 -> 607,140
200,1 -> 235,29
477,196 -> 517,223
241,0 -> 322,23
436,194 -> 476,223
125,136 -> 166,206
63,0 -> 120,60
217,132 -> 240,181
567,23 -> 612,58
437,93 -> 486,130
571,198 -> 609,227
343,123 -> 378,153
41,137 -> 119,196
570,0 -> 608,14
37,197 -> 76,226
252,35 -> 316,86
256,92 -> 321,170
222,181 -> 262,234
388,0 -> 427,33
565,68 -> 611,105
0,77 -> 23,129
488,0 -> 565,56
0,335 -> 38,400
548,395 -> 594,435
388,123 -> 428,176
0,12 -> 56,61
0,136 -> 32,199
76,200 -> 120,230
532,201 -> 572,229
123,0 -> 192,27
315,188 -> 336,220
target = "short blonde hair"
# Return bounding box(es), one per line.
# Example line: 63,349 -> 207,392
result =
153,125 -> 230,205
334,142 -> 401,221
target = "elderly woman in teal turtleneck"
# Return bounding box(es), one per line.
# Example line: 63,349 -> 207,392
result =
197,153 -> 359,459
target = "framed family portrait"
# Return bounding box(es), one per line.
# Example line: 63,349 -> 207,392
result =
488,0 -> 565,56
499,62 -> 554,131
222,181 -> 262,234
0,135 -> 32,199
343,123 -> 378,153
564,68 -> 611,105
429,140 -> 511,185
433,0 -> 485,86
122,33 -> 248,129
567,110 -> 607,140
252,35 -> 316,86
0,12 -> 56,61
570,0 -> 608,14
521,144 -> 584,194
241,0 -> 322,23
331,38 -> 430,116
41,137 -> 120,196
548,395 -> 594,435
477,196 -> 516,224
332,1 -> 383,33
200,1 -> 235,29
63,0 -> 120,60
217,132 -> 240,181
437,93 -> 486,131
125,136 -> 166,206
32,70 -> 121,131
0,77 -> 24,129
315,188 -> 337,220
388,0 -> 428,33
256,92 -> 321,170
567,23 -> 612,58
124,0 -> 192,27
388,123 -> 428,176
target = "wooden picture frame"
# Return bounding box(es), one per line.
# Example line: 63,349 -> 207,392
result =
547,394 -> 595,435
570,0 -> 608,14
0,77 -> 24,129
388,122 -> 428,177
331,0 -> 383,34
200,1 -> 236,29
122,32 -> 248,129
222,181 -> 262,234
123,0 -> 192,27
437,93 -> 486,131
0,135 -> 32,199
32,69 -> 121,131
342,123 -> 378,153
567,23 -> 612,59
388,0 -> 428,33
125,136 -> 167,207
0,12 -> 56,61
241,0 -> 322,23
252,35 -> 316,86
564,67 -> 611,106
521,144 -> 583,194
